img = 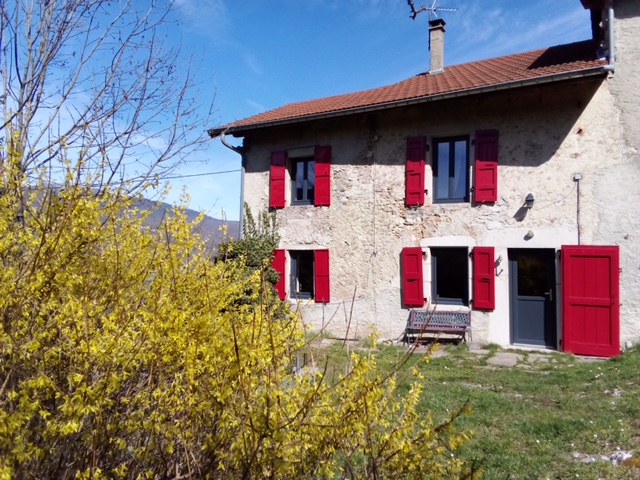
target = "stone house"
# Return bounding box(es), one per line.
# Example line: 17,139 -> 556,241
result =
209,0 -> 639,357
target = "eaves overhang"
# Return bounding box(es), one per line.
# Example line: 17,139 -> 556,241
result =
207,66 -> 607,139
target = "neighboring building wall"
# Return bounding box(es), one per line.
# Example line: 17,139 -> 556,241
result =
593,1 -> 640,346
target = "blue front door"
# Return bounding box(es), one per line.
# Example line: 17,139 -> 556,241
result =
509,249 -> 557,348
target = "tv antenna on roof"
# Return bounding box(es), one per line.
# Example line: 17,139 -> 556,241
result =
407,0 -> 458,21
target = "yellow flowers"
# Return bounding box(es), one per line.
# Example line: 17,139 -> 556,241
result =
0,144 -> 475,479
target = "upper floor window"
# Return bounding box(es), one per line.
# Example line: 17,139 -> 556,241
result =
433,137 -> 469,203
292,158 -> 315,205
270,146 -> 331,208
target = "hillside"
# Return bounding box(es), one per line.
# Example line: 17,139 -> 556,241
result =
133,198 -> 240,252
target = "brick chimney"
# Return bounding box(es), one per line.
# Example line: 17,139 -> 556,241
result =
429,19 -> 446,75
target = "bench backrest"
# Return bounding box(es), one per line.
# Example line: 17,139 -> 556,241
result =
408,310 -> 470,328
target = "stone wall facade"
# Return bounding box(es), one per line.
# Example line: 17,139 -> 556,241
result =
238,2 -> 639,351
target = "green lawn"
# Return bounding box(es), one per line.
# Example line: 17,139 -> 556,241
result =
314,341 -> 640,479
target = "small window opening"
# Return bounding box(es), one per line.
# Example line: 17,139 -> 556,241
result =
290,250 -> 314,299
431,247 -> 469,305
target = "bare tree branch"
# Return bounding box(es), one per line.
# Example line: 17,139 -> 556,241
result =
1,0 -> 215,195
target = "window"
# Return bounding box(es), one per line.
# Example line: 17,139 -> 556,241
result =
433,137 -> 469,203
276,249 -> 330,302
270,146 -> 331,208
401,246 -> 494,310
431,247 -> 469,306
292,158 -> 315,205
290,250 -> 315,299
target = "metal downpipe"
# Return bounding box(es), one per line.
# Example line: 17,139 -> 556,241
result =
604,2 -> 615,72
220,133 -> 245,239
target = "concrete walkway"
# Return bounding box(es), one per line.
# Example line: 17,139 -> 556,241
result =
423,342 -> 608,367
316,338 -> 610,367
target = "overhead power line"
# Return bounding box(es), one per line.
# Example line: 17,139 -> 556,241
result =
163,169 -> 240,180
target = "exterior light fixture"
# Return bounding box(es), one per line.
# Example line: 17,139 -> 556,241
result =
525,193 -> 535,209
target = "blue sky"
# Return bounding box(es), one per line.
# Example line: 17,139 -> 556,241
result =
166,0 -> 592,220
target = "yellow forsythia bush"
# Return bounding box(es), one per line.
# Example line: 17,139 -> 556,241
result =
0,150 -> 476,479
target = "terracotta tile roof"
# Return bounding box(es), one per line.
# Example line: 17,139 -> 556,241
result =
209,40 -> 606,136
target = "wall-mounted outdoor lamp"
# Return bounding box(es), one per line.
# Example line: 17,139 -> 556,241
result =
524,193 -> 535,209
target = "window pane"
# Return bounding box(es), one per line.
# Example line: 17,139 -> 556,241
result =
296,251 -> 315,296
436,142 -> 450,199
293,158 -> 314,203
431,247 -> 468,305
517,255 -> 547,296
433,138 -> 469,203
452,140 -> 467,199
307,160 -> 315,203
295,161 -> 305,200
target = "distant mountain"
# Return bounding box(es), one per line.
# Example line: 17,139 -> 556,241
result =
132,198 -> 240,252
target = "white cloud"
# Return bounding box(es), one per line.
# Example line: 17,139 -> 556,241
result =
242,52 -> 263,75
448,2 -> 590,64
173,0 -> 231,45
245,99 -> 267,112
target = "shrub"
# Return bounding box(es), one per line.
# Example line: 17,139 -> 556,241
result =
0,148 -> 476,479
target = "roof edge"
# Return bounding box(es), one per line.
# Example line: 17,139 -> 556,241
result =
208,66 -> 607,138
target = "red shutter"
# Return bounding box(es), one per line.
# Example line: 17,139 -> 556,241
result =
270,151 -> 286,208
272,249 -> 286,300
405,136 -> 426,206
314,249 -> 330,303
562,245 -> 620,357
401,247 -> 424,307
315,146 -> 331,206
474,130 -> 499,203
473,247 -> 495,310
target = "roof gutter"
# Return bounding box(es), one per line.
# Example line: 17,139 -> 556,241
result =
208,66 -> 607,138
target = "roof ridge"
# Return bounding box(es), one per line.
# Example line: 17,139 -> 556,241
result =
209,39 -> 604,137
434,38 -> 596,71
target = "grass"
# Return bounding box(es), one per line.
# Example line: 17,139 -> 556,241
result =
311,341 -> 640,479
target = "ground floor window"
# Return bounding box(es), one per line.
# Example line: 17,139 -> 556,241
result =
290,250 -> 315,299
431,247 -> 469,305
273,249 -> 330,303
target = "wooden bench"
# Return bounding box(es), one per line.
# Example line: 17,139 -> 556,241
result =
404,309 -> 471,345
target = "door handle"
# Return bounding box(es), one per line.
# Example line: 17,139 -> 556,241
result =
545,289 -> 554,302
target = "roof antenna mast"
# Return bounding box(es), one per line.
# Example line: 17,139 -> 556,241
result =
407,0 -> 458,21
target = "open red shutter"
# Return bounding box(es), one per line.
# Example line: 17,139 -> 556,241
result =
272,249 -> 286,300
473,246 -> 495,310
474,130 -> 499,203
315,146 -> 331,206
270,151 -> 286,208
401,247 -> 424,307
405,136 -> 426,206
562,245 -> 620,357
314,249 -> 330,302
